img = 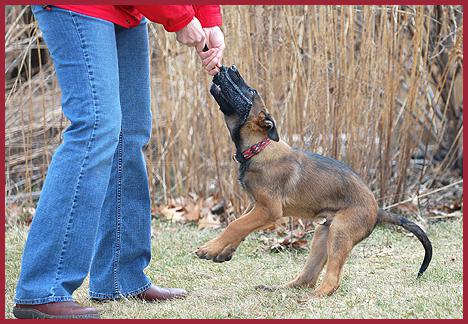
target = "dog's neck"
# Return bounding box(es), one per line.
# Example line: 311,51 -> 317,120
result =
238,137 -> 271,162
233,131 -> 290,163
239,132 -> 266,151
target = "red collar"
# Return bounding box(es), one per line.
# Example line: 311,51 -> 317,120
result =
240,137 -> 271,161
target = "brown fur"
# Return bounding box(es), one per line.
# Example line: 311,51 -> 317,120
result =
195,96 -> 384,297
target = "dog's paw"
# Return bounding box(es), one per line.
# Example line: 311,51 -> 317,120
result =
195,240 -> 236,263
313,283 -> 339,297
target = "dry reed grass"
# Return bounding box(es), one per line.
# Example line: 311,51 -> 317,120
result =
4,5 -> 463,216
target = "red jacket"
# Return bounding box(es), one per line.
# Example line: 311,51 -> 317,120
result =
54,5 -> 222,31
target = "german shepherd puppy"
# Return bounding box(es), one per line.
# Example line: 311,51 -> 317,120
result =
195,65 -> 432,297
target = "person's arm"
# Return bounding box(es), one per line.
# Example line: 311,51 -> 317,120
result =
194,5 -> 224,75
193,5 -> 222,28
134,5 -> 222,31
135,5 -> 224,75
134,5 -> 195,32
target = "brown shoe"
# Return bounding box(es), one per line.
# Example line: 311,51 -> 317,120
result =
135,285 -> 187,302
13,301 -> 100,319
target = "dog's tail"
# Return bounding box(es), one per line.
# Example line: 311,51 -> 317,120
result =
377,209 -> 432,277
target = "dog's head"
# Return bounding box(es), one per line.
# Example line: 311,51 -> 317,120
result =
210,65 -> 279,143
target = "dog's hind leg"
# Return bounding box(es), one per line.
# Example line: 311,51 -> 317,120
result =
256,222 -> 330,292
314,208 -> 375,297
286,223 -> 330,289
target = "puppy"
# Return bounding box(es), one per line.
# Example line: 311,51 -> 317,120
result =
196,65 -> 432,297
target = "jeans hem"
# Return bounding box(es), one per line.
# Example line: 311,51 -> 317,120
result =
89,280 -> 152,300
14,295 -> 75,305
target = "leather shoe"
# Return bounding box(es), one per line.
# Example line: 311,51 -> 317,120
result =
13,301 -> 100,319
135,285 -> 187,302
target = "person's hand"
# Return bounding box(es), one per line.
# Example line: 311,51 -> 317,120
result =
175,17 -> 206,52
198,26 -> 225,76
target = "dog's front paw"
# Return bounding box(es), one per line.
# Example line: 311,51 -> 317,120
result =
195,239 -> 236,263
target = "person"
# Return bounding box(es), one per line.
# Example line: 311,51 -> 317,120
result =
13,5 -> 225,319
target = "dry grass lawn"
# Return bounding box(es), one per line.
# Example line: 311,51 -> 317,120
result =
4,218 -> 463,319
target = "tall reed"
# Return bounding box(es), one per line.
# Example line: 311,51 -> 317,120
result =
4,5 -> 463,215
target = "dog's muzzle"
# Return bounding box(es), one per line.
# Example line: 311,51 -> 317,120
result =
210,65 -> 256,123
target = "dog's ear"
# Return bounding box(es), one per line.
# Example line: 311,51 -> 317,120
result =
259,111 -> 279,142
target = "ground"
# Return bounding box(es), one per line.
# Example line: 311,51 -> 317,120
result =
4,218 -> 463,319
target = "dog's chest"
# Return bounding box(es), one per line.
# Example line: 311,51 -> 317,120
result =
237,161 -> 251,189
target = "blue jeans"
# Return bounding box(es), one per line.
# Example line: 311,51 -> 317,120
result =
15,6 -> 153,304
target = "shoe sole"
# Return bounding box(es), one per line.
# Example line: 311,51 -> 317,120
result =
13,307 -> 101,319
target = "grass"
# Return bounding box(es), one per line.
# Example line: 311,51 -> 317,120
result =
4,217 -> 463,319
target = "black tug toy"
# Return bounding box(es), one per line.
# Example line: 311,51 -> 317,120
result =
210,65 -> 256,124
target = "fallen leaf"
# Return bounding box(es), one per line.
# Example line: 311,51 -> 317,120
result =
160,206 -> 185,222
184,199 -> 201,222
198,211 -> 222,230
